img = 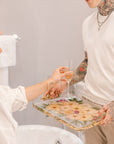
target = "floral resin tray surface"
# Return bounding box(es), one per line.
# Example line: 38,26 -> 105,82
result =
33,96 -> 105,131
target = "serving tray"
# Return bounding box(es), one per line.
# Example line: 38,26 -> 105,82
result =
33,96 -> 105,131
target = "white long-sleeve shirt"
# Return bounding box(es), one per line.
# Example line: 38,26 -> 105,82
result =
0,85 -> 28,144
82,11 -> 114,105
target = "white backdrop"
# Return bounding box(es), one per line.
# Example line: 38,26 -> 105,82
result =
0,0 -> 94,127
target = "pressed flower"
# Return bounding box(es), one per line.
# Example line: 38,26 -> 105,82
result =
74,111 -> 80,114
59,99 -> 66,102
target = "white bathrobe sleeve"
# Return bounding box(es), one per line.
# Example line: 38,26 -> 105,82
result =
0,85 -> 28,144
11,86 -> 28,112
0,85 -> 28,112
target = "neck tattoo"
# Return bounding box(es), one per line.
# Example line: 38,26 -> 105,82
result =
97,0 -> 114,31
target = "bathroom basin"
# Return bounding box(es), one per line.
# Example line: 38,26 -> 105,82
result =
17,125 -> 83,144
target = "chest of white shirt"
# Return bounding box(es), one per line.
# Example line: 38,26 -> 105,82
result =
85,13 -> 114,49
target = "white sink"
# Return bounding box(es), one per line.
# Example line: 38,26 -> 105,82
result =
17,125 -> 83,144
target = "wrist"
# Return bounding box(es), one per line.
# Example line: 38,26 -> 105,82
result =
47,78 -> 56,90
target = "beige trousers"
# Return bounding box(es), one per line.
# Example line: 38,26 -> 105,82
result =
85,122 -> 114,144
83,97 -> 114,144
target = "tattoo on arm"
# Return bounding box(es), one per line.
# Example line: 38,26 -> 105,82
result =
70,51 -> 88,85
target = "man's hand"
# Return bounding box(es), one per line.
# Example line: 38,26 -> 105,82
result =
97,101 -> 114,125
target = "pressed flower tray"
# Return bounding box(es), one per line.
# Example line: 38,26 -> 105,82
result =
33,96 -> 105,131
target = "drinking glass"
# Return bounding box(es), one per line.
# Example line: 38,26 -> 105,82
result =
64,60 -> 74,97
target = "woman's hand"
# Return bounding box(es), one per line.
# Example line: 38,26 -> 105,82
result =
26,66 -> 72,102
42,66 -> 72,101
97,101 -> 114,125
49,66 -> 72,83
43,80 -> 67,100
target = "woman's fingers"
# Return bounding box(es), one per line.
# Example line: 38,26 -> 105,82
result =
43,88 -> 61,100
50,91 -> 55,96
52,86 -> 58,92
61,71 -> 73,78
43,90 -> 50,97
59,67 -> 70,74
51,66 -> 71,82
45,66 -> 72,100
59,66 -> 70,71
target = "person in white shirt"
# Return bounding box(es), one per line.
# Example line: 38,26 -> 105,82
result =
44,0 -> 114,143
0,66 -> 71,144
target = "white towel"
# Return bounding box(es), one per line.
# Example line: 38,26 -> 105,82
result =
0,34 -> 18,68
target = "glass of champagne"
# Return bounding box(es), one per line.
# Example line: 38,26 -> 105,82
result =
64,60 -> 73,97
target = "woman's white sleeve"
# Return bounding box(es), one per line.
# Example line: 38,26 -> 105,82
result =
11,86 -> 28,112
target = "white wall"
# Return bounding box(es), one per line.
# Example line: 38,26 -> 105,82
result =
0,0 -> 94,126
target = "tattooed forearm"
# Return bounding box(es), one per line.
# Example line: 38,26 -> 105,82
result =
70,51 -> 88,85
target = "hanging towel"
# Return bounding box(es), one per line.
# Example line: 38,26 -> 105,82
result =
0,34 -> 18,68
